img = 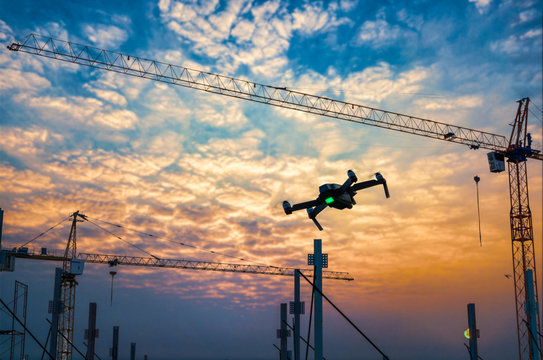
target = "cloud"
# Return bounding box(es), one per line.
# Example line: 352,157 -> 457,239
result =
0,126 -> 63,158
13,93 -> 138,130
357,19 -> 401,45
0,68 -> 51,92
193,102 -> 248,126
82,24 -> 128,48
491,28 -> 542,54
413,95 -> 483,110
0,19 -> 13,41
469,0 -> 492,14
160,1 -> 350,78
355,8 -> 416,48
84,84 -> 128,106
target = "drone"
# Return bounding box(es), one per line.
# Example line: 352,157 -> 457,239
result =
282,170 -> 390,231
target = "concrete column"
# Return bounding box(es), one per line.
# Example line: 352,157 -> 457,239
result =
525,270 -> 540,359
0,208 -> 4,248
467,303 -> 478,360
111,326 -> 119,360
49,267 -> 63,360
294,269 -> 301,360
313,239 -> 323,360
280,303 -> 288,360
85,302 -> 98,360
130,342 -> 136,360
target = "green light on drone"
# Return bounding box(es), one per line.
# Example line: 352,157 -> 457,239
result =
325,197 -> 335,204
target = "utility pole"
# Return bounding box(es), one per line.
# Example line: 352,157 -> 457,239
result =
308,239 -> 327,360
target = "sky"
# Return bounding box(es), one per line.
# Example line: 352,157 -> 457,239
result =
0,0 -> 542,359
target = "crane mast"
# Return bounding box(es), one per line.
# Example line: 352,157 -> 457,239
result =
7,34 -> 543,358
0,211 -> 353,360
507,99 -> 541,360
57,212 -> 80,360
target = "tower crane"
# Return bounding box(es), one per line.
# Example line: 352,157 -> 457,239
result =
6,33 -> 543,359
0,211 -> 353,360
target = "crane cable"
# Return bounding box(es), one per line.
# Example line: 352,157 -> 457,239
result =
474,176 -> 482,247
17,216 -> 71,249
83,218 -> 160,260
84,215 -> 274,267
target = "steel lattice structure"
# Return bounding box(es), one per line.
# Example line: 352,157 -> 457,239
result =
507,99 -> 541,360
2,250 -> 353,281
10,33 -> 543,158
7,34 -> 543,359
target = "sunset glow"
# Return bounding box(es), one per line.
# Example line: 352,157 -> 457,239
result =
0,1 -> 542,360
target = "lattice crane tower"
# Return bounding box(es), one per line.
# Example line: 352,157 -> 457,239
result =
7,34 -> 543,359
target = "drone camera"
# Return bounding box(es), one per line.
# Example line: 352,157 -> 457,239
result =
283,201 -> 293,215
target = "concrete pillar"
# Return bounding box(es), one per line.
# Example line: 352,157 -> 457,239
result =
130,342 -> 136,360
85,302 -> 98,360
49,267 -> 63,360
309,239 -> 324,360
111,326 -> 119,360
467,303 -> 478,360
293,269 -> 301,360
525,269 -> 540,359
280,303 -> 288,360
0,208 -> 4,248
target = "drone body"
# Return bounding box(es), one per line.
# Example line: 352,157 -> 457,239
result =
283,170 -> 390,230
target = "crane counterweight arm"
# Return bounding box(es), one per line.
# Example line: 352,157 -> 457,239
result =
8,34 -> 522,155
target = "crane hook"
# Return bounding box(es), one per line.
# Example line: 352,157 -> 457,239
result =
474,176 -> 482,246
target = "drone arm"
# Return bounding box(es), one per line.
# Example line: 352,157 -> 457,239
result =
310,217 -> 324,231
351,174 -> 390,198
291,199 -> 321,212
307,203 -> 327,231
339,169 -> 358,193
351,179 -> 380,191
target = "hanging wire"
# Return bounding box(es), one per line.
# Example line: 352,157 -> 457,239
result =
83,218 -> 160,260
474,176 -> 482,247
298,271 -> 390,360
17,216 -> 71,249
84,215 -> 273,267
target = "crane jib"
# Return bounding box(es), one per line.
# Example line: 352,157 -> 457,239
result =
8,33 -> 532,156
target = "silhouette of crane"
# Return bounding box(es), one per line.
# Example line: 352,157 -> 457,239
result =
0,211 -> 353,360
7,33 -> 543,359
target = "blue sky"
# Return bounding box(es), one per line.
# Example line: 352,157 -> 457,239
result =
0,0 -> 542,359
